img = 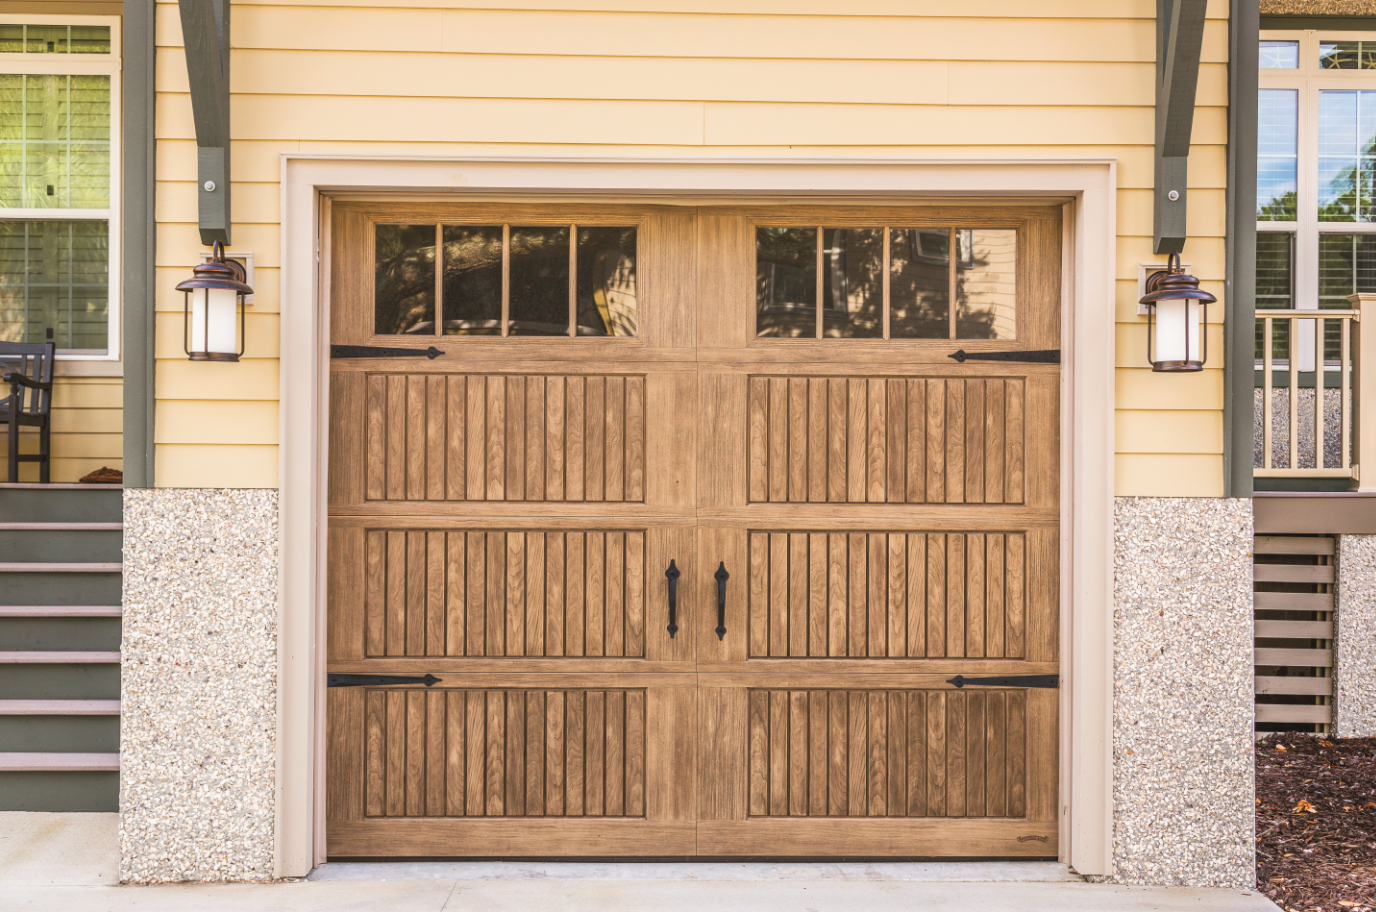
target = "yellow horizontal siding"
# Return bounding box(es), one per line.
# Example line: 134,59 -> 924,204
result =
1116,455 -> 1225,498
2,377 -> 122,484
152,2 -> 1231,495
1116,410 -> 1224,455
156,444 -> 278,488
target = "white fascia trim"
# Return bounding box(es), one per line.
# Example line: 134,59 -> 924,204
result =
278,155 -> 1117,879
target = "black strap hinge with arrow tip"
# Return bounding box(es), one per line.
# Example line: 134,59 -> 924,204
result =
947,674 -> 1059,689
328,673 -> 442,687
949,350 -> 1060,364
330,345 -> 443,360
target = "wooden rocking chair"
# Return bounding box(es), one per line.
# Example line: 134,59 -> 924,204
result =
0,342 -> 55,483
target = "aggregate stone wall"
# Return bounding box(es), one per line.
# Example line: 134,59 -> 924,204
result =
120,489 -> 278,883
1261,0 -> 1376,13
1337,535 -> 1376,738
1113,497 -> 1255,888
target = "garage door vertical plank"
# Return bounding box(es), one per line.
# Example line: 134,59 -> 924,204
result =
906,379 -> 926,504
867,534 -> 887,658
888,533 -> 907,658
847,378 -> 867,503
828,690 -> 848,816
1006,533 -> 1026,660
586,532 -> 606,658
566,533 -> 585,657
466,376 -> 486,502
365,531 -> 385,656
789,690 -> 808,816
907,534 -> 926,658
445,533 -> 465,656
486,532 -> 506,657
848,533 -> 867,657
867,691 -> 887,817
386,690 -> 405,816
769,690 -> 789,816
427,532 -> 445,656
606,376 -> 626,502
927,691 -> 946,817
768,377 -> 788,503
887,378 -> 906,503
789,534 -> 809,657
747,690 -> 768,816
808,378 -> 827,502
505,690 -> 525,817
546,376 -> 566,501
788,378 -> 808,503
626,376 -> 645,502
926,534 -> 946,658
748,377 -> 768,503
446,375 -> 466,500
986,692 -> 1007,817
406,531 -> 426,656
546,691 -> 566,816
566,377 -> 585,502
486,376 -> 506,501
586,691 -> 606,816
966,532 -> 985,659
426,375 -> 447,501
966,692 -> 986,818
887,692 -> 906,816
906,691 -> 926,817
466,691 -> 485,816
526,376 -> 546,501
606,690 -> 626,816
770,533 -> 789,658
808,533 -> 827,657
386,375 -> 406,500
546,534 -> 566,657
443,691 -> 465,816
365,374 -> 386,501
985,378 -> 1005,504
466,533 -> 486,657
567,692 -> 587,816
426,689 -> 446,816
386,532 -> 406,657
986,534 -> 1005,658
526,534 -> 546,657
965,379 -> 985,504
585,377 -> 606,503
848,691 -> 868,816
365,690 -> 385,818
946,534 -> 965,658
407,375 -> 427,501
486,690 -> 506,816
828,378 -> 847,503
750,533 -> 769,658
626,690 -> 645,817
1005,379 -> 1025,503
506,533 -> 526,658
625,532 -> 645,658
1008,692 -> 1027,818
606,532 -> 626,658
808,690 -> 828,815
925,379 -> 945,504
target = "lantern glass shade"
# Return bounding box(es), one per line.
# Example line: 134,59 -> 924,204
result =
1140,252 -> 1215,373
177,240 -> 253,362
189,286 -> 240,359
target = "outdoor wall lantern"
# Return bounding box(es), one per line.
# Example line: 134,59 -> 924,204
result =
178,239 -> 253,362
1140,252 -> 1215,372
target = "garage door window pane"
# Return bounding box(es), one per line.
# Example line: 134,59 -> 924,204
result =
375,224 -> 437,335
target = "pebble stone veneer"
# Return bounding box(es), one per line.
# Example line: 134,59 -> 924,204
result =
1337,535 -> 1376,738
121,489 -> 278,883
1113,497 -> 1255,888
1261,0 -> 1376,12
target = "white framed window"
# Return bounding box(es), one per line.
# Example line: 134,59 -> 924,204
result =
1258,30 -> 1376,368
0,15 -> 120,361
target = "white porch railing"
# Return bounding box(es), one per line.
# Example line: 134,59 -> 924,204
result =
1255,293 -> 1375,489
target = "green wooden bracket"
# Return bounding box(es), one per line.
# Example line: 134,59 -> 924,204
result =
1155,0 -> 1209,255
178,0 -> 230,246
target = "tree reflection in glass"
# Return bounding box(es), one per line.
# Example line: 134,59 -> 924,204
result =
576,227 -> 637,336
889,228 -> 950,339
441,225 -> 502,335
374,224 -> 435,335
822,228 -> 882,338
756,227 -> 816,338
509,226 -> 570,336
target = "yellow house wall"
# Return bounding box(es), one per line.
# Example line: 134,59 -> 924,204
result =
153,0 -> 1231,496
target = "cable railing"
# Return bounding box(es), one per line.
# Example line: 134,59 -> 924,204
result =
1255,293 -> 1374,488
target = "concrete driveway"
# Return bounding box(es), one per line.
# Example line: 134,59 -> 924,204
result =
3,813 -> 1282,912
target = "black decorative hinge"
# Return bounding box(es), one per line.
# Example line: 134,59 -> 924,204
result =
947,674 -> 1059,689
330,345 -> 443,359
328,673 -> 442,687
949,350 -> 1060,364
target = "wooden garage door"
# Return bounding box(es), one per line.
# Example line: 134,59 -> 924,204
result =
324,202 -> 1060,858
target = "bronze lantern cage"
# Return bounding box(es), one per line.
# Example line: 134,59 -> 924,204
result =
177,239 -> 254,362
1139,251 -> 1216,373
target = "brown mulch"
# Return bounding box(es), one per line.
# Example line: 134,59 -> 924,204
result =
1257,732 -> 1376,911
78,466 -> 121,484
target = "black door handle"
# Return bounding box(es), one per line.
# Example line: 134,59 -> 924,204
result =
665,559 -> 680,638
714,562 -> 730,640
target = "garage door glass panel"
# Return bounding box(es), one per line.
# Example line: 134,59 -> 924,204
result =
441,225 -> 503,335
509,226 -> 571,336
576,227 -> 638,337
821,228 -> 883,338
756,226 -> 817,338
889,228 -> 951,339
375,224 -> 436,335
956,229 -> 1017,340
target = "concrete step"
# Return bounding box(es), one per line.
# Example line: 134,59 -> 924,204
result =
0,572 -> 122,606
0,652 -> 120,664
0,528 -> 123,564
0,563 -> 122,573
0,714 -> 119,753
0,606 -> 122,617
0,753 -> 119,771
0,700 -> 120,715
0,617 -> 121,651
0,663 -> 120,700
0,484 -> 121,523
